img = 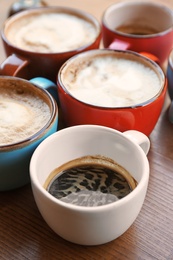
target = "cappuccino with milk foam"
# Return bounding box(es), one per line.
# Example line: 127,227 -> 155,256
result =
61,52 -> 161,107
0,79 -> 51,145
6,13 -> 97,53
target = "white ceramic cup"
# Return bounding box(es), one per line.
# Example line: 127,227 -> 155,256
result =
30,125 -> 150,246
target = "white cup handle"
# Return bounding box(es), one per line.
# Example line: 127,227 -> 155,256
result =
123,130 -> 150,155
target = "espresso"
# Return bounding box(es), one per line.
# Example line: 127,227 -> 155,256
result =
0,79 -> 51,145
6,13 -> 97,53
61,52 -> 161,107
44,155 -> 137,207
116,24 -> 159,35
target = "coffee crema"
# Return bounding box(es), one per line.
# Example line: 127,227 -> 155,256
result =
0,80 -> 51,145
6,13 -> 97,53
44,155 -> 137,207
61,53 -> 161,107
116,24 -> 159,35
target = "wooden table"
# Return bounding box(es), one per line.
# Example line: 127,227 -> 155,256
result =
1,0 -> 173,259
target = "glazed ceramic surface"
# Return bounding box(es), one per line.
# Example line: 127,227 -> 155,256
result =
30,125 -> 150,245
166,49 -> 173,123
0,76 -> 58,191
57,49 -> 166,136
0,7 -> 101,82
102,1 -> 173,66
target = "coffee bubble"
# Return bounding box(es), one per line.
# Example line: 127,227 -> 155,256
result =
6,13 -> 97,53
61,54 -> 161,107
0,82 -> 51,145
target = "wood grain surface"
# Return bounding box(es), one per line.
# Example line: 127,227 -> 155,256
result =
0,1 -> 173,259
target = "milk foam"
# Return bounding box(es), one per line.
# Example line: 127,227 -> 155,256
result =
0,85 -> 51,145
0,101 -> 32,128
7,13 -> 97,53
62,55 -> 161,107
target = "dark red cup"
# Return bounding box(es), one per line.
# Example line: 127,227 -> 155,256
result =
102,1 -> 173,67
0,6 -> 101,82
57,49 -> 167,136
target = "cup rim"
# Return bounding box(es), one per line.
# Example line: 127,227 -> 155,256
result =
57,49 -> 166,109
168,48 -> 173,68
102,0 -> 173,39
30,124 -> 149,212
0,76 -> 58,151
2,6 -> 101,55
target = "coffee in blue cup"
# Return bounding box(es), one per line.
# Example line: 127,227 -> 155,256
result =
0,76 -> 58,191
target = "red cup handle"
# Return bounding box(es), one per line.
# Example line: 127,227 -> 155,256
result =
108,39 -> 159,64
108,39 -> 131,51
139,52 -> 159,64
0,54 -> 29,77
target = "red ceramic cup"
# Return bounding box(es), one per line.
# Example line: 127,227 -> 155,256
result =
0,6 -> 101,82
102,1 -> 173,67
57,49 -> 167,136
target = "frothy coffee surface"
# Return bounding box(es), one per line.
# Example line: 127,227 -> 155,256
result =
0,80 -> 51,145
61,54 -> 161,107
6,13 -> 97,53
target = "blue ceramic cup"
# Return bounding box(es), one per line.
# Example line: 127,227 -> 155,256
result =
0,76 -> 58,191
167,49 -> 173,123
